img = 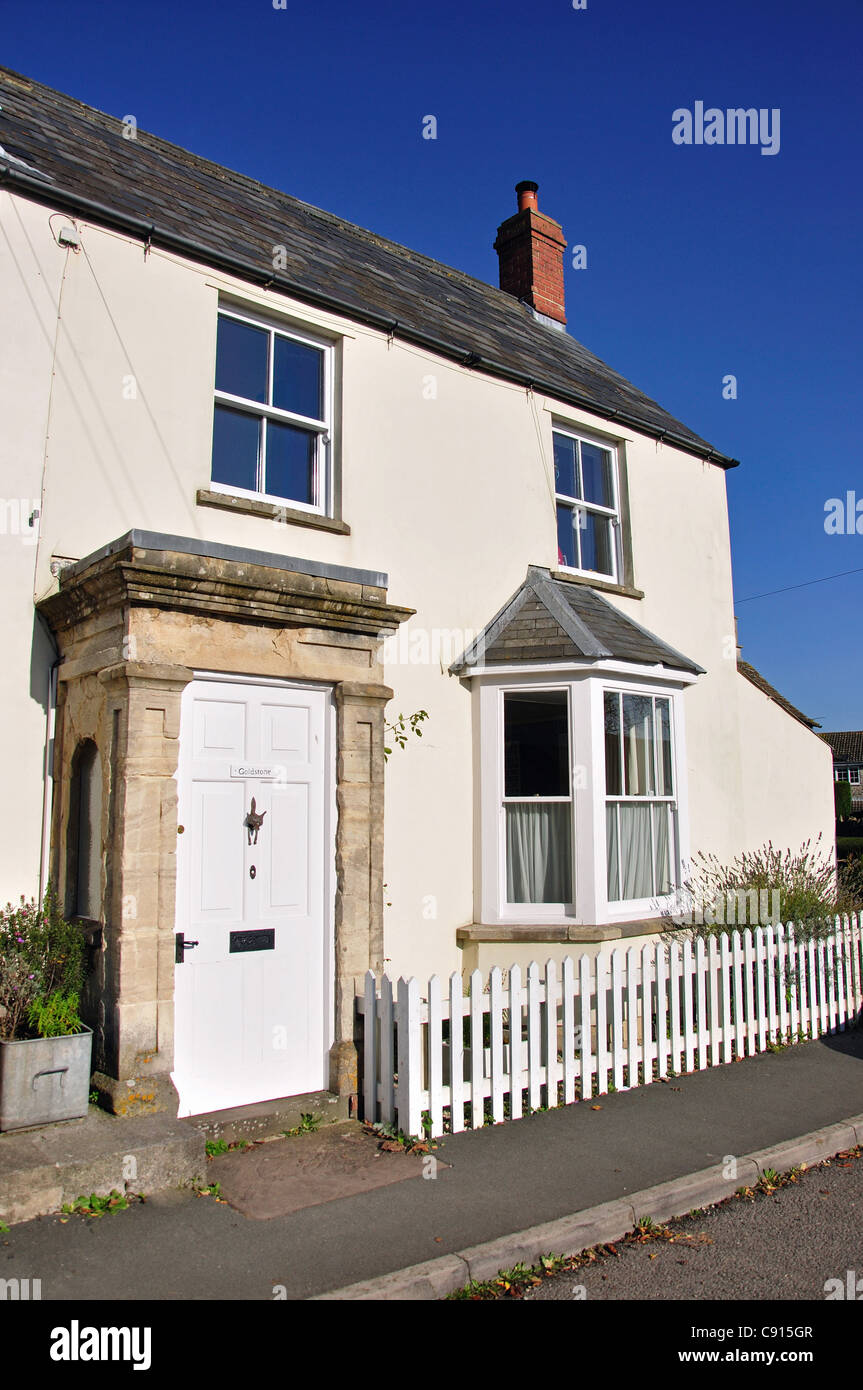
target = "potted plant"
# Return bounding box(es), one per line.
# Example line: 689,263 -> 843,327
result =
0,888 -> 93,1131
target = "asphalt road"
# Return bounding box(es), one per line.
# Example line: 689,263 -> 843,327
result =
523,1144 -> 863,1301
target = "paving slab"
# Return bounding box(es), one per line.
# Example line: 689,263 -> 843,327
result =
209,1124 -> 436,1219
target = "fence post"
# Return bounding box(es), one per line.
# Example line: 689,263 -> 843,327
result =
470,969 -> 485,1130
695,938 -> 708,1070
380,973 -> 394,1125
640,942 -> 654,1085
776,924 -> 789,1044
544,960 -> 559,1107
562,956 -> 576,1104
708,936 -> 720,1067
396,976 -> 422,1139
428,974 -> 444,1138
596,950 -> 609,1096
527,961 -> 542,1110
625,947 -> 638,1088
449,971 -> 465,1134
509,965 -> 523,1120
579,953 -> 593,1101
362,971 -> 377,1124
490,966 -> 505,1124
720,933 -> 732,1065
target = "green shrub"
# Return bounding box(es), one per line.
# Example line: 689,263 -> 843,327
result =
27,989 -> 84,1039
835,781 -> 853,819
837,838 -> 863,861
0,888 -> 86,1041
662,838 -> 850,944
837,854 -> 863,914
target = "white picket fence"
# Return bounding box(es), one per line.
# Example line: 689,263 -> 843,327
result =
357,916 -> 863,1139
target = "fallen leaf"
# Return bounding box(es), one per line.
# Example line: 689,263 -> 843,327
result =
591,1105 -> 602,1111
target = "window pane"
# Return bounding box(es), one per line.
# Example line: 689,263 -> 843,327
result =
553,434 -> 578,498
657,699 -> 673,796
265,421 -> 316,504
504,691 -> 569,797
653,804 -> 671,895
580,511 -> 615,576
622,694 -> 656,796
606,804 -> 620,901
604,691 -> 622,794
506,803 -> 572,903
273,335 -> 324,419
215,316 -> 268,403
580,442 -> 614,507
211,405 -> 260,491
618,803 -> 653,899
556,503 -> 579,568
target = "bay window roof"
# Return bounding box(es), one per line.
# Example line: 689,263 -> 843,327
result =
451,566 -> 703,676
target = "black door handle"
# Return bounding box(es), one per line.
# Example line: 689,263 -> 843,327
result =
175,932 -> 200,964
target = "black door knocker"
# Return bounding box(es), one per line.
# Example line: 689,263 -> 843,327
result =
245,797 -> 266,845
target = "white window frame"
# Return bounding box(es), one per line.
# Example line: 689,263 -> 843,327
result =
603,686 -> 679,913
476,667 -> 690,927
553,425 -> 622,583
849,768 -> 861,785
498,683 -> 575,918
211,306 -> 334,516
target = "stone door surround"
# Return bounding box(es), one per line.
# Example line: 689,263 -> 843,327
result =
38,531 -> 413,1116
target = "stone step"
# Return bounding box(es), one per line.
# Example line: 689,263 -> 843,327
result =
0,1107 -> 205,1226
188,1089 -> 351,1146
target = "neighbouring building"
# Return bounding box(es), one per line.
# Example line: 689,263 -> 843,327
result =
0,68 -> 835,1120
820,732 -> 863,813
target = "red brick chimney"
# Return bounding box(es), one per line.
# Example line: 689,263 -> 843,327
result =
494,181 -> 567,327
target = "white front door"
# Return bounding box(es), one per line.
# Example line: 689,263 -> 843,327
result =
173,677 -> 333,1117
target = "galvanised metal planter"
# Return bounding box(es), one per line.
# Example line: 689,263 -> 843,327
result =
0,1028 -> 93,1131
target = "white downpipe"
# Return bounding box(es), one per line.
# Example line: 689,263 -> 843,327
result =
38,661 -> 59,903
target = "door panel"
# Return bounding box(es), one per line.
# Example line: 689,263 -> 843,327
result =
173,678 -> 332,1116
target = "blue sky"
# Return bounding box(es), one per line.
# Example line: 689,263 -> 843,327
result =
4,0 -> 861,728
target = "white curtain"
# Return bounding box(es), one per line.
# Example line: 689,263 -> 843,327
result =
653,804 -> 671,894
608,803 -> 672,901
619,803 -> 652,900
506,804 -> 572,903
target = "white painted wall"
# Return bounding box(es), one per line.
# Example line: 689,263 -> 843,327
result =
0,192 -> 835,980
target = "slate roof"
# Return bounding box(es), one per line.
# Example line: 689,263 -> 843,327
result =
451,567 -> 703,675
737,660 -> 819,730
0,66 -> 737,469
819,731 -> 863,764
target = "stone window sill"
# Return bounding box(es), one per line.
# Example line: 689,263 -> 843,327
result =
551,569 -> 643,601
196,489 -> 351,535
456,920 -> 661,945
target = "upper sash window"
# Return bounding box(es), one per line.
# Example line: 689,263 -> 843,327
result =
554,429 -> 621,581
211,309 -> 332,514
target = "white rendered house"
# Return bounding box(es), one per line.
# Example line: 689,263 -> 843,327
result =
0,68 -> 834,1117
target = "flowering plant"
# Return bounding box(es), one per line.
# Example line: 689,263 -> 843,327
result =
0,888 -> 86,1041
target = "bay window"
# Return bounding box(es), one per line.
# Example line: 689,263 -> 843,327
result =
479,671 -> 687,926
